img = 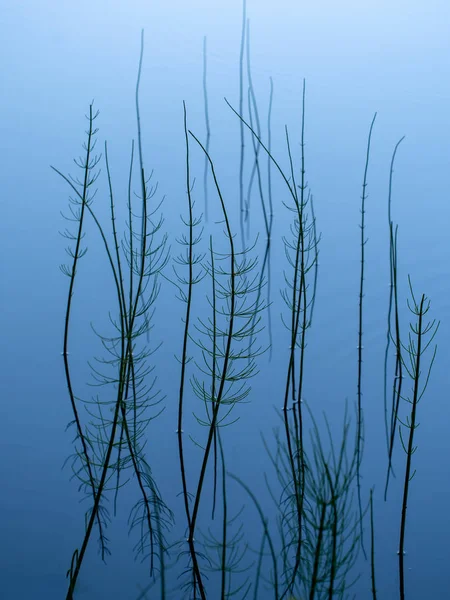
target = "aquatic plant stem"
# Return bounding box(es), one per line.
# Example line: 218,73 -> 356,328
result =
238,0 -> 247,249
176,101 -> 205,598
54,104 -> 108,575
202,36 -> 211,223
384,222 -> 403,501
225,85 -> 319,596
356,112 -> 377,556
187,131 -> 236,590
398,279 -> 439,600
383,136 -> 405,501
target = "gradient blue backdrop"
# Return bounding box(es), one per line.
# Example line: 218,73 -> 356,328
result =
2,1 -> 450,598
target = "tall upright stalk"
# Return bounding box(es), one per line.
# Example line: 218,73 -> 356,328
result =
383,136 -> 405,500
54,32 -> 170,598
384,221 -> 404,501
171,110 -> 263,596
397,277 -> 439,599
202,36 -> 211,223
238,0 -> 247,248
356,112 -> 377,554
226,79 -> 319,597
55,104 -> 107,575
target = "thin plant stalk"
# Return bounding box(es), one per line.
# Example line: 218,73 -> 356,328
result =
397,277 -> 439,600
356,111 -> 377,555
203,36 -> 211,223
383,136 -> 406,500
238,0 -> 247,248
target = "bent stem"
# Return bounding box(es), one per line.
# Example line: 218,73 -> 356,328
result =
226,80 -> 320,595
54,33 -> 171,596
383,136 -> 405,501
171,102 -> 264,597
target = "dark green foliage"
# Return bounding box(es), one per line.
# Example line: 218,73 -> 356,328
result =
53,22 -> 439,600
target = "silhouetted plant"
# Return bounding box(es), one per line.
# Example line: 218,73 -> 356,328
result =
226,78 -> 320,596
163,96 -> 266,598
53,30 -> 172,599
383,136 -> 406,501
356,112 -> 377,555
53,16 -> 442,600
396,277 -> 439,599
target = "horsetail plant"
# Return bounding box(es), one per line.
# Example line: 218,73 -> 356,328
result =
238,0 -> 248,248
51,14 -> 444,597
54,111 -> 172,598
200,431 -> 253,599
246,70 -> 275,361
169,100 -> 266,598
396,277 -> 439,600
226,78 -> 320,597
245,401 -> 360,600
356,112 -> 377,555
202,35 -> 211,224
383,135 -> 406,501
53,31 -> 172,598
384,220 -> 404,502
